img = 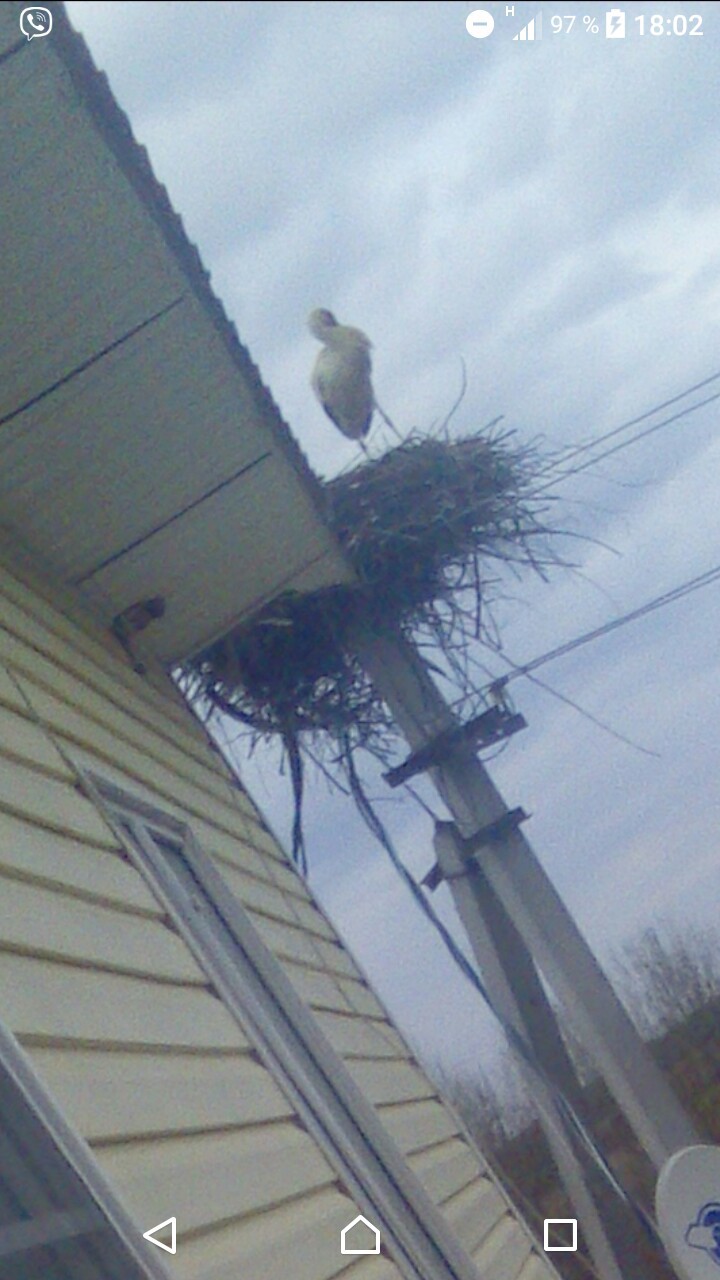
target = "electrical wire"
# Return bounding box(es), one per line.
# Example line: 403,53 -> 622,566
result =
529,368 -> 720,492
533,388 -> 720,498
488,562 -> 720,694
446,641 -> 659,757
445,374 -> 720,747
520,668 -> 659,757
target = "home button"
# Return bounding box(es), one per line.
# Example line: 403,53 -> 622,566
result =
340,1214 -> 380,1255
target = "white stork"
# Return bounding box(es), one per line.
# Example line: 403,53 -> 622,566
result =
308,309 -> 374,442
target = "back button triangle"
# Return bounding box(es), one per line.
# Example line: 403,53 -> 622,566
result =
143,1216 -> 177,1254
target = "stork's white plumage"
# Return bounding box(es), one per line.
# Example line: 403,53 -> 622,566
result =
308,309 -> 374,441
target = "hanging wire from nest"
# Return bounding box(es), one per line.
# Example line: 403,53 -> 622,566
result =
182,426 -> 564,868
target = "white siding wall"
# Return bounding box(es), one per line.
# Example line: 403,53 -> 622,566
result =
0,554 -> 556,1279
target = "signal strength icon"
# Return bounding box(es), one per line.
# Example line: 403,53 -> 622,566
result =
513,12 -> 542,40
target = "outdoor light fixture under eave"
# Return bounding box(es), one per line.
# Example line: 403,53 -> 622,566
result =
0,2 -> 352,668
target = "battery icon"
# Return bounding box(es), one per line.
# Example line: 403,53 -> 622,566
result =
605,9 -> 626,37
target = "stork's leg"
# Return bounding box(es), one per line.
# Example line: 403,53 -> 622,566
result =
374,401 -> 403,442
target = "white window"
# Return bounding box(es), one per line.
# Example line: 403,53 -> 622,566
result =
0,1022 -> 169,1279
86,775 -> 481,1280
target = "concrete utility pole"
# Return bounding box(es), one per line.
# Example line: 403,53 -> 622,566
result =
352,627 -> 700,1276
434,825 -> 627,1280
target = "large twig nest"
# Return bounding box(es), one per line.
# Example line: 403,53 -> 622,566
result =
327,431 -> 552,606
183,429 -> 559,752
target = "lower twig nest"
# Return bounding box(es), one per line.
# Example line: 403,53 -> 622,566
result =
184,429 -> 559,756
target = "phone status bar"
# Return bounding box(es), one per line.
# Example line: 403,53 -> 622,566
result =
465,8 -> 706,42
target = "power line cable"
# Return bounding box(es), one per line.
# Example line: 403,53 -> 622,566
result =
446,631 -> 659,756
519,668 -> 659,757
460,376 -> 720,743
488,562 -> 720,693
533,389 -> 720,497
534,368 -> 720,483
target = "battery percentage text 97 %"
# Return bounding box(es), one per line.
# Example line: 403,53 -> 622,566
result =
550,14 -> 600,33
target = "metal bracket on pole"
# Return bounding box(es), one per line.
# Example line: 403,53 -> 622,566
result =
422,810 -> 529,891
383,705 -> 526,788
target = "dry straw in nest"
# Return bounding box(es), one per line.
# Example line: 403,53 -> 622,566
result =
184,428 -> 558,754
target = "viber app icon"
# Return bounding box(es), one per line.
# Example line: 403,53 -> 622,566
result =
20,7 -> 52,40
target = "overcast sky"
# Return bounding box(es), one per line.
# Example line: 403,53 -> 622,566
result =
66,0 -> 720,1078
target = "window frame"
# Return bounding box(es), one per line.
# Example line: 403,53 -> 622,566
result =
0,1017 -> 172,1279
84,772 -> 483,1280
